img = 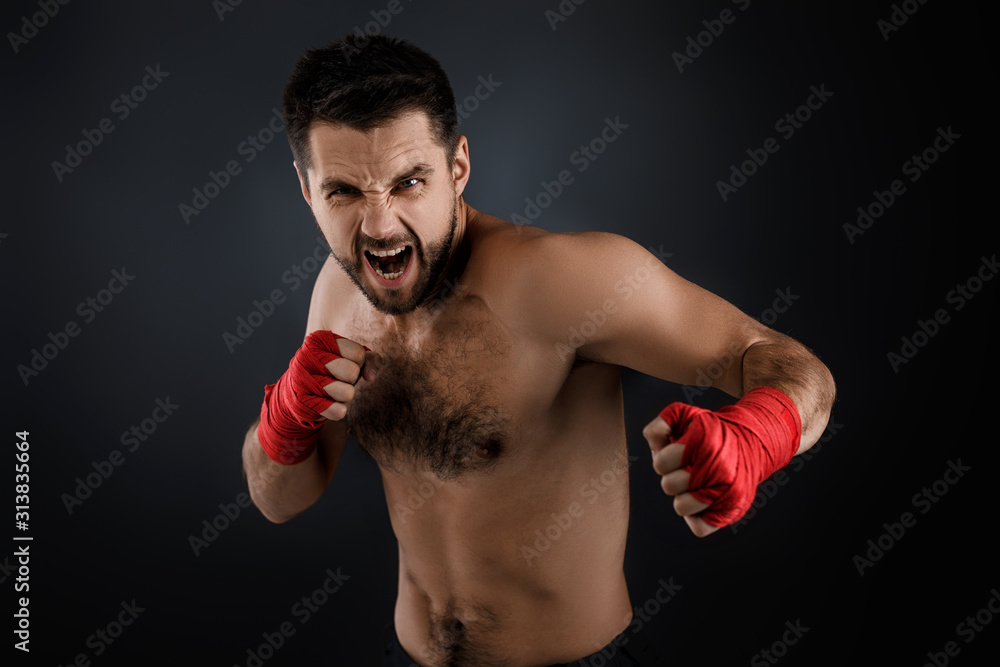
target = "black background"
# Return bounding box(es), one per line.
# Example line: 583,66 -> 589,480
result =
3,1 -> 997,665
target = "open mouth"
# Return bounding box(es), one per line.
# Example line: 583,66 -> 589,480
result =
364,245 -> 413,282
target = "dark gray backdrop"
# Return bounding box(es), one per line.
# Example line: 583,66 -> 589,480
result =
4,0 -> 997,665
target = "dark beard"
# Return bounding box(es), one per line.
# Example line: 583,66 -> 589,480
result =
332,200 -> 457,316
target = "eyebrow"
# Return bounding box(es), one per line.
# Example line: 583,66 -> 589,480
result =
318,162 -> 436,195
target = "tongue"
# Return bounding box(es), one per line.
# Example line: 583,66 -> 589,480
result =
375,251 -> 409,276
378,255 -> 401,271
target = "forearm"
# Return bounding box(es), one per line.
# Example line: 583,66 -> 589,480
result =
739,335 -> 835,453
241,419 -> 337,523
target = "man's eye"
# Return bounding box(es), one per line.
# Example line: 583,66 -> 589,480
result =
397,178 -> 420,189
327,187 -> 354,198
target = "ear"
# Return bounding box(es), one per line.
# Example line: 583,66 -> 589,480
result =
293,160 -> 312,207
451,136 -> 471,198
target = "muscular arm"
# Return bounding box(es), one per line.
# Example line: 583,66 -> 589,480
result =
242,418 -> 346,523
520,231 -> 834,453
241,256 -> 358,523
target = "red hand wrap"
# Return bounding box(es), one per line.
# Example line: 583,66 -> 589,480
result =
257,331 -> 346,465
658,386 -> 802,527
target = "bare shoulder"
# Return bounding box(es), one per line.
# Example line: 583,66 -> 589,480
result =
463,213 -> 545,308
468,214 -> 645,281
469,213 -> 656,340
466,211 -> 546,251
304,253 -> 358,337
475,217 -> 649,292
521,228 -> 643,264
474,216 -> 642,268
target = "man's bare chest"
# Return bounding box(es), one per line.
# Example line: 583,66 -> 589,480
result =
342,297 -> 528,480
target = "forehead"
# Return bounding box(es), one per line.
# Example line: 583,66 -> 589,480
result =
306,110 -> 444,185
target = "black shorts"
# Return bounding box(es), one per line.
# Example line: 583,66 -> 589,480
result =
381,622 -> 664,666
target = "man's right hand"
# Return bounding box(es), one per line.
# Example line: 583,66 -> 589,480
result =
310,333 -> 379,421
257,330 -> 379,464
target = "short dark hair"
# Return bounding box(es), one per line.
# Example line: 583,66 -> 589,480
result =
281,34 -> 459,179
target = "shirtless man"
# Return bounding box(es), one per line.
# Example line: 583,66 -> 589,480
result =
241,35 -> 835,667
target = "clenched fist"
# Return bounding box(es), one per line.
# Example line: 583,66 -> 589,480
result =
644,387 -> 802,538
257,330 -> 379,464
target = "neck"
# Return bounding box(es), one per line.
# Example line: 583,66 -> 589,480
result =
419,197 -> 475,311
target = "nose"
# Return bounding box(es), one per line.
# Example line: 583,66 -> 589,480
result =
359,195 -> 400,241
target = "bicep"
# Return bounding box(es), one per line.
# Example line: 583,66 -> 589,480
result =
593,263 -> 764,394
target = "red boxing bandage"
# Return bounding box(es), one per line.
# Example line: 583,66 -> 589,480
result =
658,386 -> 802,527
257,331 -> 346,465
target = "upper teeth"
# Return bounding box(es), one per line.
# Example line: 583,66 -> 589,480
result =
369,246 -> 406,257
